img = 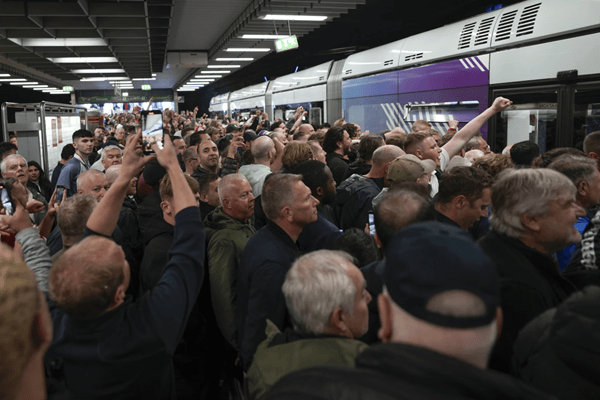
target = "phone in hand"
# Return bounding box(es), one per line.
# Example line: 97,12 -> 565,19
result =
368,211 -> 375,236
1,185 -> 14,217
56,185 -> 66,204
141,110 -> 164,155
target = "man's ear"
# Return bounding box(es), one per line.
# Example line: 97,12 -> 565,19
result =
377,294 -> 392,343
160,200 -> 172,214
578,180 -> 589,198
588,152 -> 600,164
520,213 -> 540,232
328,306 -> 351,338
453,195 -> 467,210
77,188 -> 84,195
112,285 -> 126,306
0,172 -> 5,179
281,205 -> 294,223
373,231 -> 382,249
316,186 -> 325,198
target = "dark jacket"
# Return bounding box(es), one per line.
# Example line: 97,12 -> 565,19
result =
265,343 -> 555,400
513,286 -> 600,400
360,260 -> 385,344
45,207 -> 204,400
335,174 -> 384,230
248,320 -> 367,400
190,157 -> 239,181
28,179 -> 53,203
478,230 -> 576,373
297,208 -> 341,252
342,161 -> 371,181
204,206 -> 256,349
138,215 -> 174,295
237,220 -> 301,369
326,152 -> 350,187
118,197 -> 144,298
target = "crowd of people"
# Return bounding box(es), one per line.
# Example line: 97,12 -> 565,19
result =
2,96 -> 600,400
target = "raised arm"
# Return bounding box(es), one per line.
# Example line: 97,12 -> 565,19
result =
86,132 -> 155,236
442,97 -> 512,159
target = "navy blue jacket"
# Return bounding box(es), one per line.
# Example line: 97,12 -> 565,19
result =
45,207 -> 204,400
297,208 -> 341,252
237,220 -> 301,369
335,175 -> 384,230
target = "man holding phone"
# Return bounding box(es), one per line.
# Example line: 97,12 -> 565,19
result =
57,129 -> 95,197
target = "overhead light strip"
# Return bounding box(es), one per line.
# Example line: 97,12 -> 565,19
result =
226,48 -> 270,52
48,57 -> 118,63
261,14 -> 328,21
207,65 -> 239,68
72,69 -> 125,74
241,34 -> 287,39
8,38 -> 107,47
215,58 -> 253,61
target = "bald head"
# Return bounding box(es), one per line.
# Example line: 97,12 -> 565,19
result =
105,164 -> 121,185
251,136 -> 275,161
218,173 -> 250,203
372,145 -> 404,167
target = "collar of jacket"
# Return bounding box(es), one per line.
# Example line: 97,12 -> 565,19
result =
266,219 -> 300,252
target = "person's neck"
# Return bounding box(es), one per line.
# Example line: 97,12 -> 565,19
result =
364,166 -> 385,179
518,235 -> 553,254
272,218 -> 302,243
200,164 -> 218,174
434,203 -> 464,229
333,148 -> 345,156
254,158 -> 271,167
60,159 -> 68,165
76,151 -> 88,162
15,351 -> 46,400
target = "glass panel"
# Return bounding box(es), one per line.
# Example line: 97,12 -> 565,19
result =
573,88 -> 600,148
491,91 -> 558,154
406,101 -> 480,123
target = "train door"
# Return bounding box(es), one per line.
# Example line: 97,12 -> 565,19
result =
489,81 -> 600,153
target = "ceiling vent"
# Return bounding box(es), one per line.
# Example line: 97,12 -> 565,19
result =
474,17 -> 495,46
405,53 -> 424,61
517,3 -> 541,37
458,22 -> 476,49
494,10 -> 518,42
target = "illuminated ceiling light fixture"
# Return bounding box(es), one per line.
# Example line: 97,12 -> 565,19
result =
72,69 -> 125,74
201,71 -> 230,74
215,58 -> 253,61
8,38 -> 107,47
194,75 -> 222,78
24,85 -> 48,88
190,79 -> 215,82
207,65 -> 239,68
241,34 -> 287,39
10,81 -> 38,85
132,77 -> 156,81
80,77 -> 129,81
226,48 -> 270,52
0,74 -> 10,77
48,57 -> 118,63
261,14 -> 328,21
0,78 -> 26,82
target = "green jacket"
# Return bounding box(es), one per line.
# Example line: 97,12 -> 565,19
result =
247,320 -> 368,400
204,206 -> 256,349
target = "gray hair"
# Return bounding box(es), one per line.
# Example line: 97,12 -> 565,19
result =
283,250 -> 356,334
76,169 -> 105,189
547,155 -> 598,187
261,173 -> 302,220
100,145 -> 122,161
0,154 -> 26,174
490,168 -> 576,238
218,173 -> 249,204
57,194 -> 97,248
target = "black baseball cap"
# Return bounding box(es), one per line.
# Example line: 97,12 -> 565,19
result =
226,124 -> 240,133
382,222 -> 499,328
243,130 -> 258,142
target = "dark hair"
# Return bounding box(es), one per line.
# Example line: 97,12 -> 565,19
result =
196,173 -> 219,195
189,132 -> 202,147
270,121 -> 284,131
437,166 -> 494,204
358,134 -> 384,161
292,160 -> 330,198
124,125 -> 136,134
27,160 -> 50,183
510,141 -> 540,167
403,132 -> 432,153
532,147 -> 586,168
322,126 -> 346,153
374,186 -> 431,250
333,228 -> 379,268
343,123 -> 358,139
471,154 -> 514,178
72,129 -> 94,140
0,142 -> 18,161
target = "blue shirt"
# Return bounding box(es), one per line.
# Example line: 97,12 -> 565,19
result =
56,154 -> 89,197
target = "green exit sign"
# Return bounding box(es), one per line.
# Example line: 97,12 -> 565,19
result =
141,84 -> 152,91
63,86 -> 74,92
274,35 -> 299,53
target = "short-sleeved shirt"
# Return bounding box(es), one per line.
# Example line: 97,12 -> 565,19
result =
56,154 -> 89,197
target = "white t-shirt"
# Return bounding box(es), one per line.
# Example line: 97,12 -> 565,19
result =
429,148 -> 450,198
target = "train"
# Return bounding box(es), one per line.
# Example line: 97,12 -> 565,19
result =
207,0 -> 600,153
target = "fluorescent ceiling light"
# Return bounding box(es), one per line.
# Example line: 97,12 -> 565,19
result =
24,85 -> 48,88
200,71 -> 229,74
190,79 -> 214,82
48,57 -> 118,63
33,88 -> 48,90
215,58 -> 253,61
11,82 -> 38,85
207,65 -> 239,68
226,48 -> 270,52
8,38 -> 107,47
152,73 -> 157,76
80,77 -> 129,81
109,81 -> 132,84
72,69 -> 125,74
241,34 -> 287,39
131,78 -> 156,81
0,78 -> 26,82
194,75 -> 221,78
0,74 -> 10,77
262,14 -> 327,21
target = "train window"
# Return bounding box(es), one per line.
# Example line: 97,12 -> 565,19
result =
573,87 -> 600,148
490,89 -> 558,154
406,101 -> 480,123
